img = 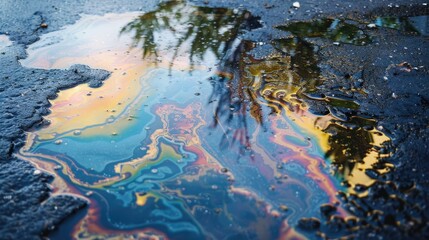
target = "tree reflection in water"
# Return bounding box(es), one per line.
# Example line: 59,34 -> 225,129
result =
121,0 -> 390,185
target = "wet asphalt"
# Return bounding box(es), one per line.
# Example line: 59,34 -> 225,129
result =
0,0 -> 428,239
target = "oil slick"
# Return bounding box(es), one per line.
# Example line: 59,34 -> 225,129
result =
17,1 -> 391,239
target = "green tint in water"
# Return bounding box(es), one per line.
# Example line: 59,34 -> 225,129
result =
18,1 -> 391,239
374,15 -> 429,36
276,18 -> 371,45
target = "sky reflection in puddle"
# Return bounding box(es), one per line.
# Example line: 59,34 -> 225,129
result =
18,1 -> 391,239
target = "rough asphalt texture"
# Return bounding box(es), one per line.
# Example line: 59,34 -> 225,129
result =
0,0 -> 428,239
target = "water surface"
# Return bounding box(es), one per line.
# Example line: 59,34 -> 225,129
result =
18,1 -> 391,239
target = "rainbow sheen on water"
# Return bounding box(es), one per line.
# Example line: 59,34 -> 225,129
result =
18,1 -> 391,239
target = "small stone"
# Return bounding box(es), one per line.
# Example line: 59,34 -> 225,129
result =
54,139 -> 63,145
151,168 -> 158,174
40,23 -> 48,28
53,165 -> 62,170
367,23 -> 376,28
292,2 -> 300,8
220,167 -> 228,173
85,191 -> 94,197
112,132 -> 118,136
392,92 -> 398,98
333,42 -> 340,46
73,130 -> 81,135
33,169 -> 42,175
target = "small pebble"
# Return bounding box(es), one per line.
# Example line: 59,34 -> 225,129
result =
292,2 -> 300,8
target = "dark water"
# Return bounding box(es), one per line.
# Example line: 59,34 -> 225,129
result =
18,1 -> 394,239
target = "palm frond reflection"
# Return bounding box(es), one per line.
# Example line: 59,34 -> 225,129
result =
121,0 -> 391,183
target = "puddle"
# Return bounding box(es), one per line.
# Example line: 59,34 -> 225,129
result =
17,1 -> 391,239
374,15 -> 429,36
0,34 -> 12,51
276,18 -> 371,45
